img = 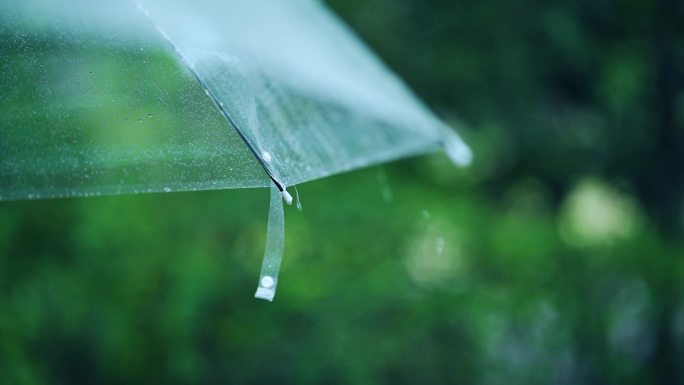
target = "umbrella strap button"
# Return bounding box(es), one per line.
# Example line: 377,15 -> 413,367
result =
260,276 -> 275,288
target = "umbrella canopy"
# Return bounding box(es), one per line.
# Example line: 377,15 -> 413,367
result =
0,0 -> 471,300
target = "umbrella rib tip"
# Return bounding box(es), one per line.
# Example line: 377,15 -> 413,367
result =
281,189 -> 293,205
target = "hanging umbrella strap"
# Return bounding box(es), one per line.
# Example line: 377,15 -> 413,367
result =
254,184 -> 286,301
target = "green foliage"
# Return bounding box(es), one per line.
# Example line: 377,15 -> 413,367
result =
1,159 -> 683,384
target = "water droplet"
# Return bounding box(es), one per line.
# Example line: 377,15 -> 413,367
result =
294,186 -> 303,211
261,151 -> 272,163
137,118 -> 142,123
435,237 -> 445,256
147,113 -> 152,118
376,169 -> 393,203
163,187 -> 171,193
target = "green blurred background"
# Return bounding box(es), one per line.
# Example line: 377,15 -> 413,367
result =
1,0 -> 684,384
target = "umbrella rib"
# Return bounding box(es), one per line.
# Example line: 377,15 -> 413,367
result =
192,72 -> 287,193
136,3 -> 288,197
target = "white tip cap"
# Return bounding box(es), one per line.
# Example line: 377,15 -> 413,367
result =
443,130 -> 473,167
281,189 -> 293,205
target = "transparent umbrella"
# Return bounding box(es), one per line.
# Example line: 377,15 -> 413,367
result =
0,0 -> 471,300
